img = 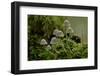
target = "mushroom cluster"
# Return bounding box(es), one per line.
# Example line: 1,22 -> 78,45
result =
40,19 -> 75,50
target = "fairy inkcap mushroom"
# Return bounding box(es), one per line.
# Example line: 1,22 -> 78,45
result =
64,19 -> 71,28
40,39 -> 48,45
66,26 -> 74,37
50,37 -> 57,44
46,45 -> 52,50
66,26 -> 74,34
56,30 -> 64,37
53,29 -> 59,36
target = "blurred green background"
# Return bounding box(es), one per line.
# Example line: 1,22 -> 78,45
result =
66,16 -> 88,43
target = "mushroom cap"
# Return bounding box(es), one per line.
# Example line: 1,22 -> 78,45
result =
56,30 -> 64,37
66,26 -> 74,33
53,29 -> 59,36
50,37 -> 57,44
64,19 -> 70,24
47,45 -> 52,50
64,20 -> 71,28
40,39 -> 48,45
53,29 -> 64,37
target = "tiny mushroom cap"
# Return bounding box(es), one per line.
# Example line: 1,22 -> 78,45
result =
40,39 -> 48,45
56,30 -> 64,37
64,19 -> 71,28
53,29 -> 59,36
47,45 -> 52,50
50,37 -> 57,44
66,26 -> 74,34
64,19 -> 70,24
